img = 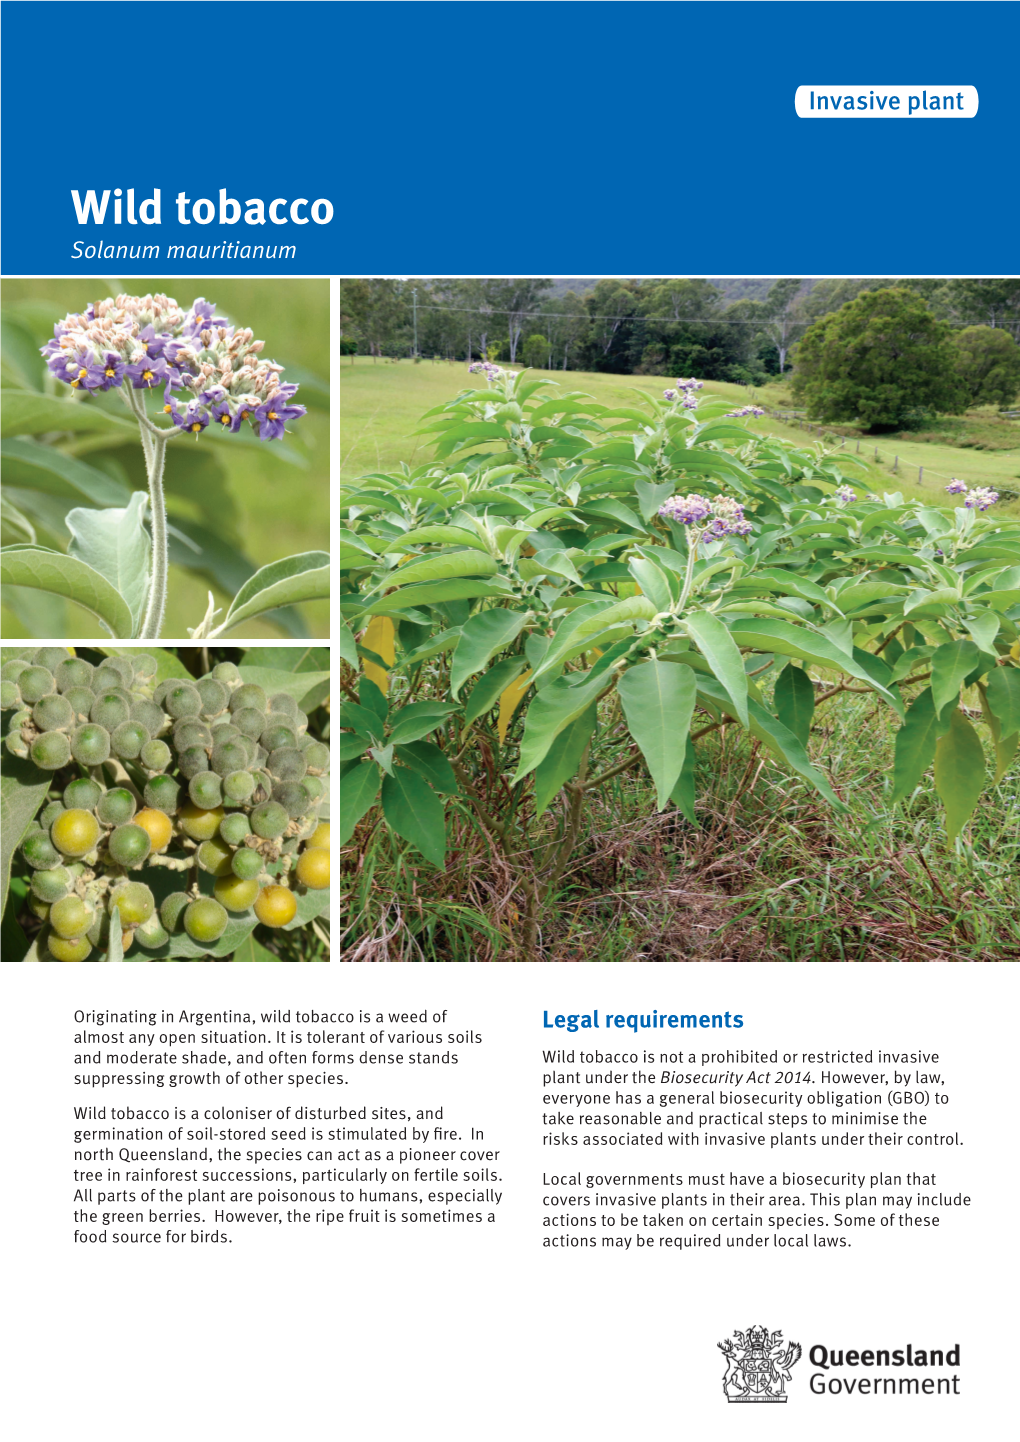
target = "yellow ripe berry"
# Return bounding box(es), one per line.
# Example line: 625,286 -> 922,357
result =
305,821 -> 330,851
254,885 -> 297,928
295,847 -> 330,890
51,808 -> 101,859
213,875 -> 260,912
178,802 -> 225,841
133,807 -> 174,853
47,932 -> 93,962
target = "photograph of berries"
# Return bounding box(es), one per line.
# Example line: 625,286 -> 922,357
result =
1,646 -> 330,962
0,280 -> 328,641
332,277 -> 1019,962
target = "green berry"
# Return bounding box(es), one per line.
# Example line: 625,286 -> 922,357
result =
219,813 -> 252,846
19,665 -> 56,703
47,932 -> 93,962
22,828 -> 62,870
197,836 -> 233,874
0,679 -> 20,709
54,658 -> 94,692
261,722 -> 297,752
31,866 -> 73,903
178,744 -> 211,779
144,773 -> 181,813
32,694 -> 73,731
189,771 -> 224,809
96,788 -> 136,826
268,692 -> 299,717
223,769 -> 255,804
213,874 -> 259,911
231,845 -> 263,880
5,731 -> 29,759
212,661 -> 241,686
273,781 -> 309,819
173,719 -> 213,750
132,653 -> 157,679
31,731 -> 72,770
251,800 -> 289,840
39,800 -> 65,829
197,677 -> 228,716
211,739 -> 247,775
112,720 -> 150,760
90,692 -> 131,730
229,683 -> 267,714
140,739 -> 172,772
303,741 -> 330,773
109,882 -> 155,926
165,683 -> 202,719
71,723 -> 111,766
64,686 -> 96,720
95,657 -> 134,686
107,823 -> 151,868
184,898 -> 228,944
160,891 -> 191,932
300,775 -> 325,804
134,914 -> 169,949
130,698 -> 164,734
231,706 -> 266,740
63,777 -> 103,811
1,659 -> 31,683
269,746 -> 307,782
50,894 -> 95,940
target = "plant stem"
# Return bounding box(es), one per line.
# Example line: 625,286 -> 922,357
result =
138,432 -> 169,639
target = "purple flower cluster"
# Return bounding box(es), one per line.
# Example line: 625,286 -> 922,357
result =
41,293 -> 305,442
726,405 -> 766,418
468,360 -> 505,380
835,485 -> 857,505
664,377 -> 704,409
945,479 -> 999,510
658,491 -> 753,539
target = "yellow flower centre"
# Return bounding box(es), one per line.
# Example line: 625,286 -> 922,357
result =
219,414 -> 231,425
268,410 -> 279,422
190,422 -> 203,433
105,366 -> 116,377
142,369 -> 154,382
78,367 -> 88,378
163,404 -> 173,414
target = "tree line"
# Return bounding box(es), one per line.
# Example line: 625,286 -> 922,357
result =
334,277 -> 1020,391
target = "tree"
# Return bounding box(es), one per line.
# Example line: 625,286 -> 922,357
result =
952,326 -> 1020,408
540,290 -> 589,370
521,333 -> 551,369
944,279 -> 1020,339
791,288 -> 957,430
758,278 -> 806,374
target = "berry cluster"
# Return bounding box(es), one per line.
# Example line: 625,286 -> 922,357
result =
2,650 -> 329,961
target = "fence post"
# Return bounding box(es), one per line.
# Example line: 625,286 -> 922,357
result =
856,439 -> 860,453
874,447 -> 878,461
893,455 -> 899,473
919,466 -> 923,485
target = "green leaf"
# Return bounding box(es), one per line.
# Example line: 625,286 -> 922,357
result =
450,608 -> 528,699
229,933 -> 280,962
985,667 -> 1020,740
684,611 -> 749,728
773,663 -> 815,747
387,701 -> 458,745
513,670 -> 609,782
381,768 -> 446,867
362,578 -> 510,614
532,595 -> 656,683
669,736 -> 698,824
464,656 -> 527,725
891,688 -> 949,803
162,911 -> 259,959
933,710 -> 986,843
1,438 -> 131,507
0,391 -> 137,439
100,646 -> 191,683
960,610 -> 1000,654
0,754 -> 51,914
0,545 -> 134,638
725,618 -> 897,704
359,676 -> 389,722
334,763 -> 381,846
107,905 -> 125,963
533,704 -> 598,816
387,551 -> 499,588
65,492 -> 150,637
617,659 -> 697,810
240,646 -> 331,673
383,525 -> 490,553
930,640 -> 982,718
334,621 -> 358,669
627,557 -> 673,614
237,665 -> 330,712
395,740 -> 459,794
634,479 -> 677,522
219,551 -> 329,633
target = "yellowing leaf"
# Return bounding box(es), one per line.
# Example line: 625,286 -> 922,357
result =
498,668 -> 533,743
361,615 -> 395,695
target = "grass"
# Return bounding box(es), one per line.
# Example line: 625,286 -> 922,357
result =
1,277 -> 329,640
332,359 -> 1019,963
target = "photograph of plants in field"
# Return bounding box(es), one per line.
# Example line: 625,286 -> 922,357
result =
1,279 -> 329,641
1,645 -> 330,962
332,278 -> 1019,962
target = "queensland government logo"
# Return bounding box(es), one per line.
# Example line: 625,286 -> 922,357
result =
719,1325 -> 802,1402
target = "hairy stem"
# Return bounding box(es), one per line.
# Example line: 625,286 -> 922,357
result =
138,432 -> 169,640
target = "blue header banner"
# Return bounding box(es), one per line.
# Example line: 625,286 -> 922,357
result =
1,0 -> 1017,276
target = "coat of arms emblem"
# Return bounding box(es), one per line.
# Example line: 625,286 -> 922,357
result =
718,1324 -> 802,1402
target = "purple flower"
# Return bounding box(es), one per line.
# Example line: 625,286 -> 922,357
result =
254,396 -> 307,441
659,492 -> 713,525
126,354 -> 169,389
682,393 -> 699,410
663,388 -> 678,401
184,298 -> 226,341
171,401 -> 209,436
835,485 -> 857,506
945,479 -> 967,495
964,487 -> 998,511
136,324 -> 170,359
209,401 -> 235,431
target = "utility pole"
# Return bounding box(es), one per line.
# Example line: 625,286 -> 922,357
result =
412,287 -> 418,358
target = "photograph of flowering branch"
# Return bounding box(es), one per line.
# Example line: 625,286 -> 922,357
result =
1,280 -> 329,641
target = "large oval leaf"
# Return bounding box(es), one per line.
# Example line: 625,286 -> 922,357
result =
0,391 -> 137,439
450,608 -> 528,699
1,545 -> 134,637
618,659 -> 697,810
381,767 -> 446,867
66,492 -> 151,636
218,551 -> 329,633
1,754 -> 52,914
1,437 -> 132,507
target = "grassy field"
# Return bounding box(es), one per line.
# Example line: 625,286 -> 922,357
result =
1,277 -> 329,640
337,357 -> 1020,517
333,359 -> 1019,963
